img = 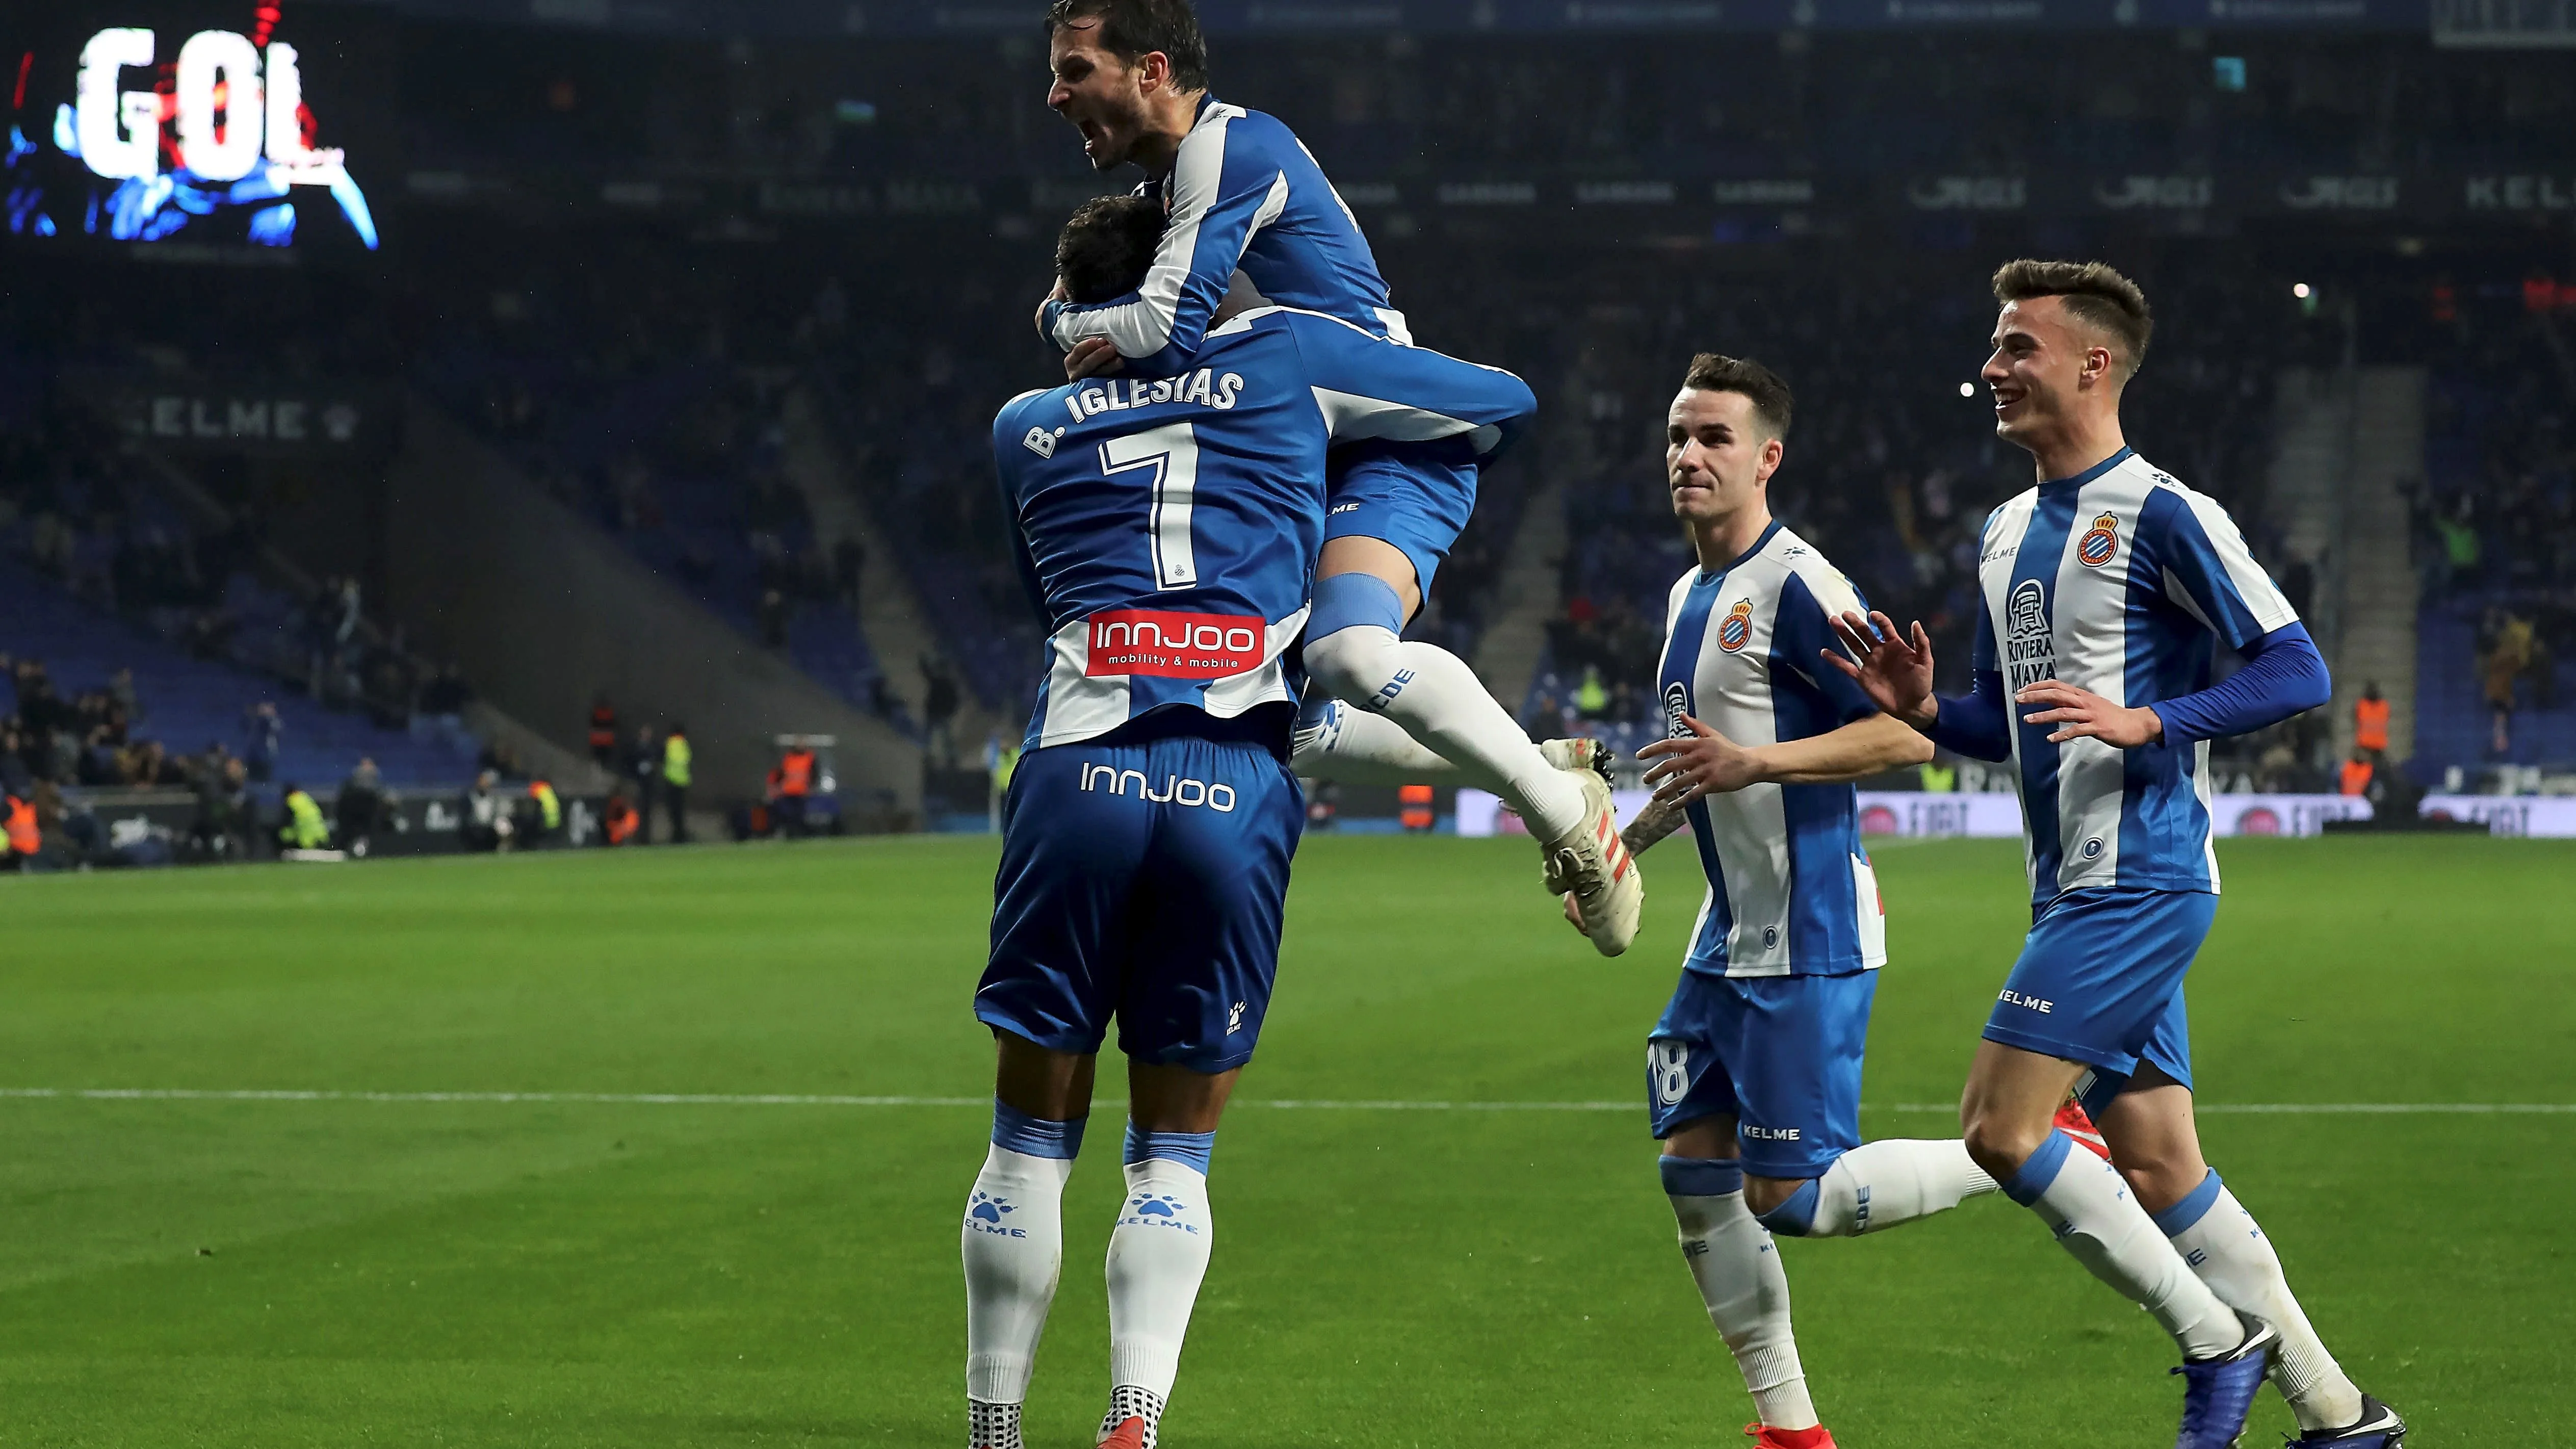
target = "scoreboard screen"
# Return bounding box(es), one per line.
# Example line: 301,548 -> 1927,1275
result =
5,3 -> 391,254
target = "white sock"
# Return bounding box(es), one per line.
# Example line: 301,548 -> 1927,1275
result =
2006,1132 -> 2244,1360
1666,1163 -> 1818,1432
1104,1158 -> 1213,1446
962,1144 -> 1072,1419
2163,1172 -> 2366,1432
1303,625 -> 1587,839
1289,692 -> 1475,786
1763,1140 -> 1998,1237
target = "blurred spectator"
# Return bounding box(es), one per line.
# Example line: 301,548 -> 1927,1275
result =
626,723 -> 661,826
244,702 -> 283,783
192,756 -> 252,861
922,654 -> 961,768
660,723 -> 693,844
461,770 -> 516,852
526,779 -> 563,846
588,695 -> 620,768
2338,747 -> 2376,797
2353,682 -> 2390,756
278,784 -> 330,852
338,758 -> 389,857
603,790 -> 642,845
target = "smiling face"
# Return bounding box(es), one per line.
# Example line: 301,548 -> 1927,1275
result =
1047,18 -> 1161,171
1666,386 -> 1783,530
1982,294 -> 2120,453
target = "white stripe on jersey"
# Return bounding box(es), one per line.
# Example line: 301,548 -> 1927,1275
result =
1661,525 -> 1885,978
1032,604 -> 1311,749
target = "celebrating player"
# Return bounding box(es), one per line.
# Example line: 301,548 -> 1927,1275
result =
1034,0 -> 1642,953
1828,261 -> 2404,1448
1565,355 -> 1998,1449
960,196 -> 1536,1449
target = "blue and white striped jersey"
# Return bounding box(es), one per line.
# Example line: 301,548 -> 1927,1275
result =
1042,96 -> 1404,377
1971,447 -> 2300,904
995,307 -> 1534,754
1658,522 -> 1888,979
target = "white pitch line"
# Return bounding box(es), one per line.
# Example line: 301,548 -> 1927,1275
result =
0,1088 -> 2567,1115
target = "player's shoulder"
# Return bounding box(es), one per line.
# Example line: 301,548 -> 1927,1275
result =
1759,527 -> 1864,614
992,388 -> 1069,461
2115,452 -> 2240,535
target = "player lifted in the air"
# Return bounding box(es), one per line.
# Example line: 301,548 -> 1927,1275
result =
961,196 -> 1535,1449
1566,355 -> 1995,1449
1831,262 -> 2403,1449
1034,0 -> 1642,954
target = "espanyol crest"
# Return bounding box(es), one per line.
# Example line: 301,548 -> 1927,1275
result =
2077,512 -> 2121,567
1718,599 -> 1755,652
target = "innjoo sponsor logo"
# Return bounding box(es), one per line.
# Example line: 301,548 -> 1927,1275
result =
1079,766 -> 1238,813
1086,609 -> 1265,678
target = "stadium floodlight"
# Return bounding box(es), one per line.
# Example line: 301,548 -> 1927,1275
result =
2294,282 -> 2312,298
1959,382 -> 1976,397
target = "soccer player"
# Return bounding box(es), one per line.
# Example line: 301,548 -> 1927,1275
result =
1034,0 -> 1643,954
962,196 -> 1536,1449
1828,261 -> 2404,1448
1563,354 -> 2001,1449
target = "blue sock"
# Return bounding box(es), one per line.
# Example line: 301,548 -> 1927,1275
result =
992,1099 -> 1087,1160
1307,572 -> 1407,643
1658,1155 -> 1743,1198
1123,1121 -> 1216,1174
2151,1168 -> 2227,1237
1754,1179 -> 1824,1237
2000,1129 -> 2077,1206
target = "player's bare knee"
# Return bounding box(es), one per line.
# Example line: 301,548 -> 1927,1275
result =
1741,1174 -> 1803,1219
1962,1111 -> 2049,1180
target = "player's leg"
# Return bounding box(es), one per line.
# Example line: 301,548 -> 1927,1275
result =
2100,1055 -> 2396,1443
1963,890 -> 2276,1447
1100,1059 -> 1237,1449
1299,441 -> 1593,845
1648,978 -> 1825,1445
964,744 -> 1149,1449
1738,972 -> 1997,1239
1093,731 -> 1302,1449
965,1036 -> 1095,1449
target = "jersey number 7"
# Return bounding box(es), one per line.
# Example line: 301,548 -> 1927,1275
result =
1102,421 -> 1201,592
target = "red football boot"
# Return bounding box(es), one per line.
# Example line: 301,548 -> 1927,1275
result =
1097,1418 -> 1148,1449
2055,1097 -> 2112,1159
1745,1422 -> 1838,1449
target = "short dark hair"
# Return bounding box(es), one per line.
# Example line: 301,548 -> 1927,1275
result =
1056,194 -> 1165,303
1045,0 -> 1210,92
1991,258 -> 2153,376
1681,353 -> 1794,438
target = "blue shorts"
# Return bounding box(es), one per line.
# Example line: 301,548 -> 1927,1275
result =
1646,969 -> 1878,1180
1324,436 -> 1478,599
977,726 -> 1304,1074
1983,887 -> 2212,1115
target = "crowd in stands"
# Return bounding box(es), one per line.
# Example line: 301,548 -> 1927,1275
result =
2414,278 -> 2576,766
406,225 -> 904,726
547,30 -> 2576,184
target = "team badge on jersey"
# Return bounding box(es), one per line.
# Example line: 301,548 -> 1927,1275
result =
1717,599 -> 1755,653
2077,512 -> 2122,567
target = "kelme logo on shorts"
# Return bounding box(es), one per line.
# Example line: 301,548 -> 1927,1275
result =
1718,599 -> 1755,652
2077,512 -> 2121,567
1086,609 -> 1265,679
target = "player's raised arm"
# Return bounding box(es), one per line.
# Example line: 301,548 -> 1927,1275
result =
1043,112 -> 1279,377
1827,599 -> 2014,762
1275,310 -> 1537,460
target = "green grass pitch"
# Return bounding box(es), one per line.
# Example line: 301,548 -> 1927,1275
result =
3,835 -> 2571,1446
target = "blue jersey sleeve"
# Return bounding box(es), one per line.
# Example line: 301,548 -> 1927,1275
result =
1274,312 -> 1535,460
2143,486 -> 2300,652
1043,106 -> 1284,378
1928,592 -> 2012,762
1772,572 -> 1881,728
2148,622 -> 2331,744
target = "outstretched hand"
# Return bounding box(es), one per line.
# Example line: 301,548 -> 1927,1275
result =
1822,611 -> 1937,730
2015,680 -> 2165,747
1637,713 -> 1765,805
